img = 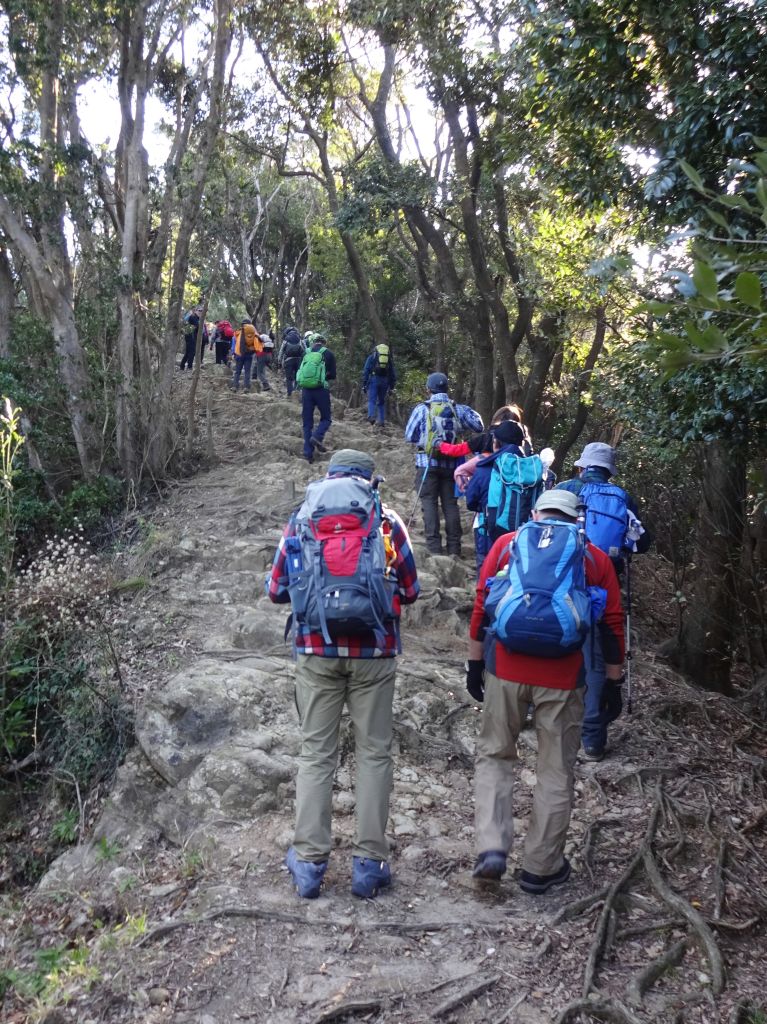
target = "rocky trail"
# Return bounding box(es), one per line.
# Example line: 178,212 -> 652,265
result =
3,370 -> 766,1024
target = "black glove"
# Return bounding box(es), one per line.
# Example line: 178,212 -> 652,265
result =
465,660 -> 485,703
602,675 -> 624,721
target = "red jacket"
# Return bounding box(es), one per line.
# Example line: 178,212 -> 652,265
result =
470,531 -> 624,689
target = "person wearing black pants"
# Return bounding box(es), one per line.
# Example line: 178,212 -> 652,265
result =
417,462 -> 464,555
180,309 -> 207,369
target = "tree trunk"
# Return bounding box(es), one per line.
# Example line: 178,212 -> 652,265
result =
0,247 -> 14,358
0,197 -> 98,478
668,440 -> 746,695
148,3 -> 233,480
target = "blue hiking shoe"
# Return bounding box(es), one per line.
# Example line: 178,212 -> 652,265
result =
519,857 -> 571,895
285,847 -> 327,899
351,857 -> 392,899
472,850 -> 507,880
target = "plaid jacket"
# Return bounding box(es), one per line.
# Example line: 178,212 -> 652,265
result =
404,393 -> 484,468
266,502 -> 419,658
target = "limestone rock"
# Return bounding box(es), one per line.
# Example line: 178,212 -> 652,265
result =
135,661 -> 272,785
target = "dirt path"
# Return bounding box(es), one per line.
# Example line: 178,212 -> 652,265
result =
3,371 -> 766,1024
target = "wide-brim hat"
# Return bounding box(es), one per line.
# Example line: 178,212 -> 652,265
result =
534,489 -> 580,518
574,441 -> 617,475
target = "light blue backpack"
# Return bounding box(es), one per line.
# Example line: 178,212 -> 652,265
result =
486,452 -> 544,540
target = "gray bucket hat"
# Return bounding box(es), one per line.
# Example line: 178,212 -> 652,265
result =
327,449 -> 375,480
574,442 -> 617,476
534,489 -> 580,519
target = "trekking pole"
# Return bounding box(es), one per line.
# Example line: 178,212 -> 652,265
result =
406,461 -> 429,531
625,556 -> 633,713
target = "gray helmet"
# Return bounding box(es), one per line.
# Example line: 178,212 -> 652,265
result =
427,372 -> 448,393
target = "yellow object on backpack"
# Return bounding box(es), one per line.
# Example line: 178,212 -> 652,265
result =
235,324 -> 262,356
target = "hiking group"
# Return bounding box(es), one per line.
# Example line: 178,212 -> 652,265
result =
180,309 -> 276,393
267,370 -> 650,901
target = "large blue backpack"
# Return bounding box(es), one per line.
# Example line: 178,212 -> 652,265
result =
284,476 -> 397,643
485,519 -> 592,658
486,452 -> 544,540
578,482 -> 629,558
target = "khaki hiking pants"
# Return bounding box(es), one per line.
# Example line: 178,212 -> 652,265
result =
474,673 -> 584,877
294,655 -> 396,863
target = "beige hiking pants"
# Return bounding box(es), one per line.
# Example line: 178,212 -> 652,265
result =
474,673 -> 584,876
293,654 -> 396,862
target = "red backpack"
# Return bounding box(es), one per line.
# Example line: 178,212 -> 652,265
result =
218,320 -> 234,340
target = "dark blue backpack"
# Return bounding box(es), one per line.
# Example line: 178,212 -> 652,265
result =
579,482 -> 629,558
485,519 -> 592,658
284,476 -> 397,643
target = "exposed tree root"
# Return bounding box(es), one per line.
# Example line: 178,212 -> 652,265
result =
581,796 -> 663,998
642,844 -> 726,995
615,917 -> 682,941
625,937 -> 688,1007
713,836 -> 727,919
551,887 -> 609,926
582,817 -> 621,883
489,990 -> 529,1024
138,905 -> 510,946
554,997 -> 643,1024
310,996 -> 393,1023
431,973 -> 501,1018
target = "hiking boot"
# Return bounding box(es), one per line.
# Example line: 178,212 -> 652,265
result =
582,746 -> 605,762
472,850 -> 507,881
305,453 -> 314,464
367,416 -> 376,425
286,847 -> 327,899
351,857 -> 391,899
519,858 -> 571,895
310,437 -> 328,454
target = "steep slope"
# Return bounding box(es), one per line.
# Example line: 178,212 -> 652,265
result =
2,372 -> 765,1024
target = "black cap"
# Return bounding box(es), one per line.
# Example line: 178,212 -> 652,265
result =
427,372 -> 448,393
492,420 -> 525,447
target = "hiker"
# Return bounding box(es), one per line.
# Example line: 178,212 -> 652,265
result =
461,421 -> 536,575
266,449 -> 420,899
230,318 -> 260,392
466,420 -> 544,548
491,404 -> 534,455
277,326 -> 306,397
468,488 -> 624,893
445,404 -> 534,496
404,372 -> 484,556
255,333 -> 272,392
212,320 -> 234,365
361,343 -> 396,427
180,307 -> 207,370
556,442 -> 650,761
296,333 -> 336,463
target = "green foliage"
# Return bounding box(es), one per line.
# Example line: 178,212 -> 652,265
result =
637,149 -> 767,371
336,158 -> 435,234
518,0 -> 767,212
95,835 -> 121,861
50,808 -> 79,845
